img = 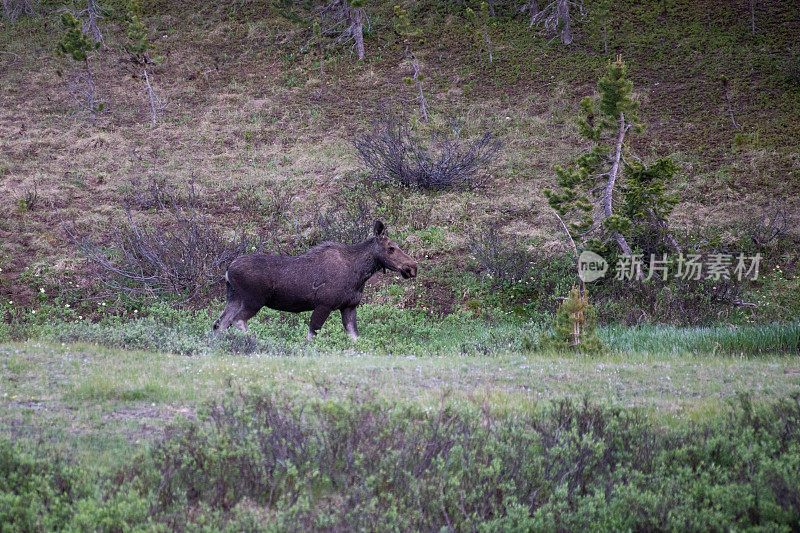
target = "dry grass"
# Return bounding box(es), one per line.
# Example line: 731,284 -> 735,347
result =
1,2 -> 799,311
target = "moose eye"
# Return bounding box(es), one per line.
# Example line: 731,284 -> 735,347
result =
388,247 -> 395,254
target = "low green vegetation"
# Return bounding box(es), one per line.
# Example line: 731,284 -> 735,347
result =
2,385 -> 799,531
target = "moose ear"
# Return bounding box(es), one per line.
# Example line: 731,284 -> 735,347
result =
373,220 -> 386,237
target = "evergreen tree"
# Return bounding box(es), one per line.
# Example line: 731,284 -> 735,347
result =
544,57 -> 680,278
56,12 -> 103,123
125,1 -> 163,125
542,285 -> 604,354
394,5 -> 427,122
465,2 -> 494,64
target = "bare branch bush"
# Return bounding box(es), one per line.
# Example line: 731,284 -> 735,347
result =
354,111 -> 502,191
316,173 -> 406,244
469,226 -> 532,285
125,175 -> 175,211
65,183 -> 251,301
1,0 -> 37,21
749,203 -> 788,249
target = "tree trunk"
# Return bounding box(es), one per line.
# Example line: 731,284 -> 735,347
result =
605,112 -> 641,279
84,0 -> 103,43
557,0 -> 572,45
351,6 -> 364,61
526,0 -> 539,28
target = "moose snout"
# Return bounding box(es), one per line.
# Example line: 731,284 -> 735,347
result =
402,264 -> 418,279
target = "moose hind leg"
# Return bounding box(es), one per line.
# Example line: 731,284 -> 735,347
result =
307,306 -> 332,341
341,307 -> 358,342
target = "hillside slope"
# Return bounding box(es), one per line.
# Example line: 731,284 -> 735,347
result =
0,0 -> 798,323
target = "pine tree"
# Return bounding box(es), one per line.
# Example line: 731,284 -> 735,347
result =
56,12 -> 103,123
542,285 -> 604,354
465,2 -> 494,64
394,5 -> 427,122
126,1 -> 163,126
544,57 -> 680,278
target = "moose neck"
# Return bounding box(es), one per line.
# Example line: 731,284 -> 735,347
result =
348,238 -> 383,288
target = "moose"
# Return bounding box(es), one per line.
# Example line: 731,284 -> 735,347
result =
213,221 -> 418,341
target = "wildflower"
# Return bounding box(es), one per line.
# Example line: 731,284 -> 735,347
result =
39,288 -> 45,293
65,304 -> 70,308
78,315 -> 83,320
31,310 -> 36,314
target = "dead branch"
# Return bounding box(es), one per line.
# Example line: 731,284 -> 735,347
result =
527,0 -> 584,45
749,203 -> 788,248
143,68 -> 165,126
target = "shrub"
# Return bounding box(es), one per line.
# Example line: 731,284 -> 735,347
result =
541,285 -> 605,354
469,225 -> 532,285
4,394 -> 800,529
0,440 -> 151,530
354,111 -> 501,191
130,392 -> 800,530
66,182 -> 250,302
315,173 -> 405,244
594,275 -> 743,326
468,228 -> 576,317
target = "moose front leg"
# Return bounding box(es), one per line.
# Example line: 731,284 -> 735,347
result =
341,307 -> 358,342
307,306 -> 332,341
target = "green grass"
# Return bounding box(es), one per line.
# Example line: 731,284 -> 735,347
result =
1,338 -> 799,529
1,318 -> 799,528
600,322 -> 800,355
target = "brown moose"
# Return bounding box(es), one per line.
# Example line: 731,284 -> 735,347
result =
213,220 -> 418,342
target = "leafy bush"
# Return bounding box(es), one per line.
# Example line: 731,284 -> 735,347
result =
3,394 -> 800,529
129,392 -> 800,530
354,111 -> 501,190
0,440 -> 151,531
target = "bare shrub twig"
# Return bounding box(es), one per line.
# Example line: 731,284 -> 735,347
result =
64,182 -> 250,301
749,203 -> 788,249
354,110 -> 501,191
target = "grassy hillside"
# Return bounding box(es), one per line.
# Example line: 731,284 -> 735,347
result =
1,0 -> 799,328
